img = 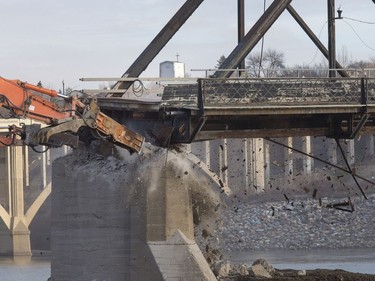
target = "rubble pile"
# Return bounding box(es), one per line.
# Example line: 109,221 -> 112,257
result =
211,258 -> 375,281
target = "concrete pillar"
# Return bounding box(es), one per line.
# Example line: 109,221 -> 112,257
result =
264,140 -> 270,185
348,139 -> 355,166
369,135 -> 375,156
244,139 -> 249,189
0,147 -> 9,209
0,146 -> 31,256
250,138 -> 266,191
329,138 -> 338,165
41,148 -> 47,188
204,141 -> 211,168
285,137 -> 294,176
219,139 -> 228,184
302,136 -> 313,174
24,147 -> 29,187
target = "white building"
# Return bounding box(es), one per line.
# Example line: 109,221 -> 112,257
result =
159,61 -> 185,78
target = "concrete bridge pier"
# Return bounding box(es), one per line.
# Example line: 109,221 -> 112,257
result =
51,146 -> 219,280
0,146 -> 31,256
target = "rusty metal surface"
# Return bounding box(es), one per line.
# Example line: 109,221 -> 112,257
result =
201,78 -> 372,106
156,78 -> 374,111
161,84 -> 199,109
97,97 -> 161,112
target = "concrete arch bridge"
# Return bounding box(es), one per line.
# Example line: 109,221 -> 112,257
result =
0,118 -> 68,256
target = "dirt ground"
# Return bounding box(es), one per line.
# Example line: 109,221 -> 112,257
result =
232,269 -> 375,281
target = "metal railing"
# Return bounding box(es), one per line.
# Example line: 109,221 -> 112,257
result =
191,68 -> 375,78
199,77 -> 375,107
80,75 -> 375,109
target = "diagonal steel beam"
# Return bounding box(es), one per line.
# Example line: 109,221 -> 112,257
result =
286,5 -> 349,77
214,0 -> 292,78
112,0 -> 204,96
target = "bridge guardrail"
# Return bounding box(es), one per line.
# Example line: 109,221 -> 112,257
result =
367,78 -> 375,103
199,77 -> 375,107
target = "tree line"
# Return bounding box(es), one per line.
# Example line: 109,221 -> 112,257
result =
216,47 -> 375,78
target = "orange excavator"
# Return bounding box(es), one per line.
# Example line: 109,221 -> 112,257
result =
0,76 -> 144,152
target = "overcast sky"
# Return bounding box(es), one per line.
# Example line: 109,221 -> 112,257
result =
1,0 -> 375,90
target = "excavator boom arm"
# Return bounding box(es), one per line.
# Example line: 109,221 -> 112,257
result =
0,76 -> 144,153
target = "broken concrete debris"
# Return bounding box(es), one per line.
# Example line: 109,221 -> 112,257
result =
251,263 -> 272,278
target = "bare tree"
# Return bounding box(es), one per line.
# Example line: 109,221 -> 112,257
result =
246,48 -> 285,77
216,55 -> 227,68
246,52 -> 263,77
337,46 -> 352,68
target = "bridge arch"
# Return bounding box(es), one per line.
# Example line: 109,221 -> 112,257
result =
25,183 -> 51,227
0,119 -> 66,256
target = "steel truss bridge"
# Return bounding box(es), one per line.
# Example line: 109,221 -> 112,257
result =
89,76 -> 375,147
85,0 -> 375,146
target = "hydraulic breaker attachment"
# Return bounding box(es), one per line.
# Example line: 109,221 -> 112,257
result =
31,99 -> 144,152
0,100 -> 145,153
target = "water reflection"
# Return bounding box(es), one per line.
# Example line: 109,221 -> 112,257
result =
0,255 -> 50,281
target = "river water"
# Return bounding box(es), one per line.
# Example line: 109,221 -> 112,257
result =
0,248 -> 374,280
0,256 -> 50,281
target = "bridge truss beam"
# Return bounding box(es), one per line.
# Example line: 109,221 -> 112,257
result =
286,5 -> 349,78
112,0 -> 204,95
215,0 -> 293,78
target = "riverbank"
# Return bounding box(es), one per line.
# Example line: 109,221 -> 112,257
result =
234,269 -> 375,281
204,193 -> 375,280
214,255 -> 375,281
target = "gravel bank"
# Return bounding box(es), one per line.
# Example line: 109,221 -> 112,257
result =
219,194 -> 375,252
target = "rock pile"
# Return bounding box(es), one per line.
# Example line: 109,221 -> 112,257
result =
211,258 -> 307,280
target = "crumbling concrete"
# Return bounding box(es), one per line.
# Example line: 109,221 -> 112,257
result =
50,143 -> 225,280
149,230 -> 216,280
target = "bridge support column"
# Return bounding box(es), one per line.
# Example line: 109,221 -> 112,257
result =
369,135 -> 375,156
219,139 -> 228,184
328,139 -> 337,165
250,138 -> 266,191
302,136 -> 313,174
348,140 -> 355,166
285,137 -> 294,176
204,141 -> 211,168
244,139 -> 250,189
0,146 -> 31,256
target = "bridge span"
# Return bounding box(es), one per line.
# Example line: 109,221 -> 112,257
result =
88,76 -> 375,145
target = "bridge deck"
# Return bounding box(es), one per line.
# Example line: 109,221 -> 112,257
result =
97,77 -> 375,145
